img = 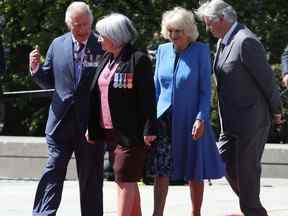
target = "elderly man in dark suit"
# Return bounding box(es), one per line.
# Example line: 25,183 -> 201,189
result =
196,0 -> 282,215
29,2 -> 103,216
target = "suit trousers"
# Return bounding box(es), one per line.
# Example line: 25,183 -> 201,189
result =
32,108 -> 104,216
218,125 -> 270,216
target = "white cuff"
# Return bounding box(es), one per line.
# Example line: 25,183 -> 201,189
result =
30,64 -> 39,75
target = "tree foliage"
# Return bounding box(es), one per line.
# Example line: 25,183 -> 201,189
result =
0,0 -> 287,136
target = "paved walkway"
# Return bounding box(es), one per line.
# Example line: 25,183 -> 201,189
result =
0,178 -> 287,216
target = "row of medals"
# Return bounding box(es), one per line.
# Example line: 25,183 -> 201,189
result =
113,73 -> 133,89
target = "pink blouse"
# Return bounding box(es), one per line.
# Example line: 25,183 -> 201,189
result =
98,62 -> 118,129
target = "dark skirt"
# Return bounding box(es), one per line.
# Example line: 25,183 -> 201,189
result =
146,110 -> 173,177
103,128 -> 146,182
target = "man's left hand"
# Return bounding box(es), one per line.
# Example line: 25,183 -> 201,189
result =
272,114 -> 285,125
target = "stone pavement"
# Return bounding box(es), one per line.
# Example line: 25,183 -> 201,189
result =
0,178 -> 287,216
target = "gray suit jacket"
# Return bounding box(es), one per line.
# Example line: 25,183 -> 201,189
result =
214,23 -> 281,137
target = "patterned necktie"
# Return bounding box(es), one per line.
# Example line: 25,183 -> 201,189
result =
216,42 -> 225,69
73,42 -> 85,85
219,42 -> 225,56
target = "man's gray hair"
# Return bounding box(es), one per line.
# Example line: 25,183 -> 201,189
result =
65,1 -> 93,26
195,0 -> 237,23
95,13 -> 138,47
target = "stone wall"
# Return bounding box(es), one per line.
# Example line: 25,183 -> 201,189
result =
0,136 -> 288,179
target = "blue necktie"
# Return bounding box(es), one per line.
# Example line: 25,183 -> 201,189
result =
74,42 -> 85,85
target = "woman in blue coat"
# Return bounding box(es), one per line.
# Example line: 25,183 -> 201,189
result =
147,7 -> 224,216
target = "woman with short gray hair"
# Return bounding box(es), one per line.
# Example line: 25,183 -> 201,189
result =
95,13 -> 138,47
87,13 -> 157,216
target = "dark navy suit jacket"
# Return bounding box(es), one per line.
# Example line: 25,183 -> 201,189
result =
33,32 -> 103,136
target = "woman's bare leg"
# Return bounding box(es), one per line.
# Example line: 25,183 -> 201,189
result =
188,180 -> 204,216
116,181 -> 141,216
152,176 -> 169,216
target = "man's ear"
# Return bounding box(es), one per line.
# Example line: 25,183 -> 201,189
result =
65,22 -> 71,31
219,15 -> 225,22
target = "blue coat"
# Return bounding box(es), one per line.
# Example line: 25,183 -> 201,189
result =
155,42 -> 224,180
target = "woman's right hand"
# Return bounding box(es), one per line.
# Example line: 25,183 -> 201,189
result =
191,119 -> 204,140
85,129 -> 96,144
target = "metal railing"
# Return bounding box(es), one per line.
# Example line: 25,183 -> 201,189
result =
0,89 -> 54,102
0,88 -> 288,142
0,89 -> 54,133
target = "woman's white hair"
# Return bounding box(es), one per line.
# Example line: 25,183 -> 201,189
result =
65,2 -> 93,27
161,7 -> 199,42
195,0 -> 237,23
95,13 -> 138,47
